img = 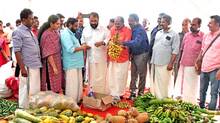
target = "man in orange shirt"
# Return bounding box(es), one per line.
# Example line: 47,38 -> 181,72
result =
107,16 -> 131,101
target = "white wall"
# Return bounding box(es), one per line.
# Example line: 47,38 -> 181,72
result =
1,0 -> 220,33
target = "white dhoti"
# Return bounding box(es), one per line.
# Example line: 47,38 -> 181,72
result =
65,69 -> 83,103
19,68 -> 40,109
88,62 -> 108,94
150,64 -> 172,99
107,61 -> 129,97
173,66 -> 183,98
175,65 -> 199,104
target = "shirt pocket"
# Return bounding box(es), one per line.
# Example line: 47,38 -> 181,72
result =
161,35 -> 172,46
192,40 -> 202,51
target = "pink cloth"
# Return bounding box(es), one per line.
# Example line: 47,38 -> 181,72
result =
40,29 -> 63,93
180,31 -> 204,66
202,30 -> 220,72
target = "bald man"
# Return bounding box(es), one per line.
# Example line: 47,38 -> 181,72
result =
174,18 -> 191,85
107,16 -> 131,101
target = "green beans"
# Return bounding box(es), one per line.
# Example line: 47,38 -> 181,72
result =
0,99 -> 18,117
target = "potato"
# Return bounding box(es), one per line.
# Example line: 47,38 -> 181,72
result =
135,112 -> 149,123
0,120 -> 8,123
109,116 -> 126,123
99,121 -> 107,123
127,119 -> 138,123
129,107 -> 139,117
117,110 -> 127,117
127,111 -> 134,119
105,113 -> 112,121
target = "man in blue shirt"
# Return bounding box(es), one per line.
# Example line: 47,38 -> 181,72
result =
149,13 -> 166,63
60,18 -> 90,103
12,9 -> 42,108
122,14 -> 150,100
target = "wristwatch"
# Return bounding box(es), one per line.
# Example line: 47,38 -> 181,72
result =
102,42 -> 106,46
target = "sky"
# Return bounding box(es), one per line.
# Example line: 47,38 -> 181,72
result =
0,0 -> 220,33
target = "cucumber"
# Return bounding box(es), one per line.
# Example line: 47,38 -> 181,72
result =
14,118 -> 32,123
15,109 -> 42,122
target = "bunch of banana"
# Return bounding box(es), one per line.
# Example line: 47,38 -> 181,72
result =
108,41 -> 122,59
149,98 -> 178,105
134,93 -> 218,123
172,110 -> 187,121
113,102 -> 131,109
151,106 -> 189,122
144,92 -> 156,99
150,114 -> 160,123
180,102 -> 199,111
152,107 -> 163,118
137,92 -> 156,102
191,110 -> 217,122
161,117 -> 172,123
136,106 -> 146,113
145,106 -> 156,114
108,33 -> 123,60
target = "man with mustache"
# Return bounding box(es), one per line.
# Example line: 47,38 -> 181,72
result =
12,9 -> 42,108
122,14 -> 149,100
81,12 -> 110,94
60,18 -> 90,104
174,18 -> 191,77
150,14 -> 180,99
175,18 -> 204,104
107,16 -> 131,101
195,15 -> 220,110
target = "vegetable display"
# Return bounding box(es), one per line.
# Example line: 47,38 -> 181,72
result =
9,107 -> 103,123
0,99 -> 18,117
134,92 -> 218,123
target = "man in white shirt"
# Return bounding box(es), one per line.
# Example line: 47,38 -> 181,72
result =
150,14 -> 180,99
81,12 -> 109,94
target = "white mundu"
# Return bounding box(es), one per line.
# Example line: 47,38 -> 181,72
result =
174,65 -> 199,104
108,61 -> 129,97
81,25 -> 110,94
65,69 -> 83,103
19,68 -> 40,109
151,65 -> 172,99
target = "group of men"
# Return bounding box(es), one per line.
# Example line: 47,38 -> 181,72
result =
1,7 -> 220,110
149,13 -> 220,110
